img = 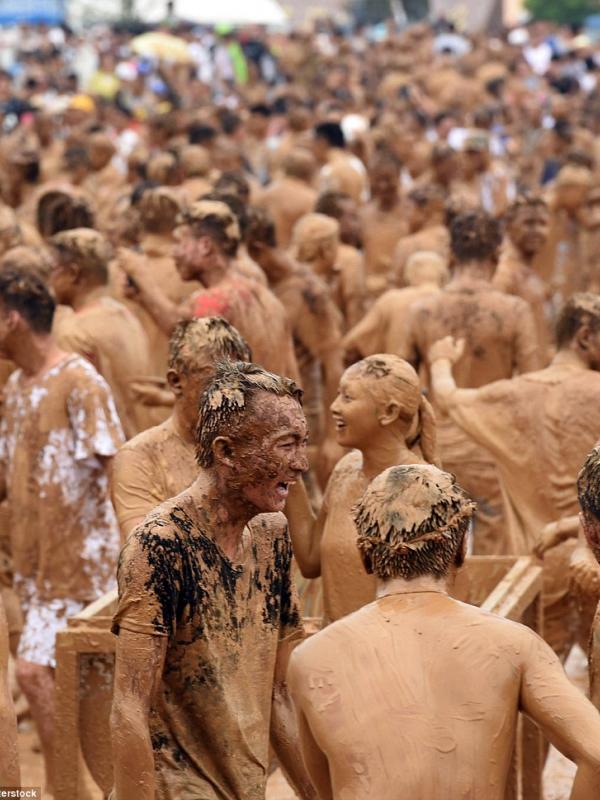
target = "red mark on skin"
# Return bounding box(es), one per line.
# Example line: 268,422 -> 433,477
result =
192,290 -> 230,318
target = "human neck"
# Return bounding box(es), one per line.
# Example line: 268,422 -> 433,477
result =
377,573 -> 448,599
451,261 -> 493,283
71,284 -> 108,312
552,347 -> 588,370
188,471 -> 256,560
198,256 -> 229,288
360,434 -> 418,482
12,332 -> 65,378
172,405 -> 196,444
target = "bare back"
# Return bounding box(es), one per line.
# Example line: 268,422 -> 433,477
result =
289,593 -> 568,800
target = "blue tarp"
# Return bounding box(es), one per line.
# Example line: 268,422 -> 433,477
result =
0,0 -> 65,25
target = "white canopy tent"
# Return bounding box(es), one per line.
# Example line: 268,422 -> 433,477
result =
145,0 -> 288,25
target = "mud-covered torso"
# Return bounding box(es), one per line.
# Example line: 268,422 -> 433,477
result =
113,493 -> 302,800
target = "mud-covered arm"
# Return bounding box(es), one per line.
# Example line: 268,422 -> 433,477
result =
285,479 -> 324,578
428,337 -> 478,413
111,630 -> 167,800
271,635 -> 318,799
520,632 -> 600,799
0,595 -> 19,787
117,248 -> 191,336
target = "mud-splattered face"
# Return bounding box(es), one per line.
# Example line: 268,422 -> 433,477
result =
224,393 -> 309,513
49,256 -> 77,305
581,511 -> 600,563
331,368 -> 380,449
508,206 -> 550,257
173,225 -> 209,282
370,164 -> 398,207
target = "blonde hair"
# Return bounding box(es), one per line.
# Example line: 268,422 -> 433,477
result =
404,250 -> 448,287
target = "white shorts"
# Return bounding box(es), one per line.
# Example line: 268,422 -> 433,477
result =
15,577 -> 87,668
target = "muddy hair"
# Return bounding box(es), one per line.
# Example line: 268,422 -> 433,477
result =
504,193 -> 548,226
196,361 -> 303,468
555,293 -> 600,350
168,317 -> 252,374
314,190 -> 352,220
214,171 -> 250,203
349,355 -> 440,467
245,206 -> 277,248
450,210 -> 502,264
181,213 -> 240,258
37,191 -> 95,238
0,267 -> 55,333
200,191 -> 249,238
353,465 -> 476,581
578,447 -> 600,522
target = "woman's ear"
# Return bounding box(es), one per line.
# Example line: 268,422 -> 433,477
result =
166,368 -> 184,398
378,400 -> 401,427
212,436 -> 235,468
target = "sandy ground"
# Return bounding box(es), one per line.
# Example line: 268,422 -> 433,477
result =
14,646 -> 590,799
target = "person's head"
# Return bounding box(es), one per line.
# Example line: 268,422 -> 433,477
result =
36,189 -> 95,238
245,207 -> 278,269
555,293 -> 600,370
248,103 -> 271,138
179,145 -> 211,179
87,132 -> 116,172
213,171 -> 250,204
48,228 -> 111,305
369,154 -> 401,208
63,145 -> 90,184
1,246 -> 51,280
406,185 -> 446,232
580,187 -> 600,231
331,354 -> 439,464
462,131 -> 490,176
431,143 -> 458,184
196,361 -> 308,513
313,121 -> 346,162
167,317 -> 251,433
281,148 -> 317,183
291,213 -> 339,272
146,151 -> 180,186
450,210 -> 502,269
505,196 -> 550,259
578,447 -> 600,563
173,200 -> 241,282
403,250 -> 448,288
353,464 -> 475,581
0,267 -> 55,359
315,190 -> 361,248
138,187 -> 181,235
555,165 -> 593,213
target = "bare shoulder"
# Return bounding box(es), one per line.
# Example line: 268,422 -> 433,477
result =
452,598 -> 547,653
116,419 -> 172,457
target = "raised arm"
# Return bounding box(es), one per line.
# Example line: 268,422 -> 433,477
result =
117,248 -> 191,336
428,336 -> 478,412
285,479 -> 325,578
520,631 -> 600,800
111,630 -> 167,800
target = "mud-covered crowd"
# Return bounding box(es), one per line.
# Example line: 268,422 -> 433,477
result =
2,15 -> 600,800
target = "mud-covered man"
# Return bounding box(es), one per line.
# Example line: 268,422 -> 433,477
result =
111,362 -> 315,800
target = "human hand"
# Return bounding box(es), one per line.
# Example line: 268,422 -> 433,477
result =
428,336 -> 465,366
130,380 -> 174,408
570,545 -> 600,598
534,520 -> 567,558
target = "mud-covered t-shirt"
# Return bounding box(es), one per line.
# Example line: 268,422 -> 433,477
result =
0,355 -> 124,601
113,493 -> 303,800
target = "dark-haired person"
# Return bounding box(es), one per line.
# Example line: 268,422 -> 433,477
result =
578,446 -> 600,709
111,362 -> 315,800
112,317 -> 252,540
0,266 -> 124,795
289,464 -> 600,800
118,199 -> 299,380
313,121 -> 367,205
429,292 -> 600,659
400,210 -> 541,556
49,227 -> 151,438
